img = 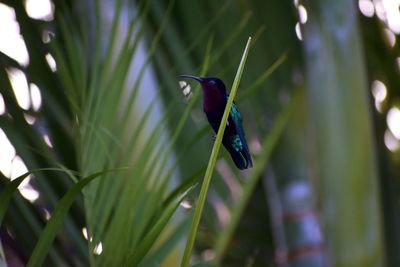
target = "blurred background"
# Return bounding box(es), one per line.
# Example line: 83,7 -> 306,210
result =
0,0 -> 399,266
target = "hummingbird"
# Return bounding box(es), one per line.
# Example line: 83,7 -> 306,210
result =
178,75 -> 253,170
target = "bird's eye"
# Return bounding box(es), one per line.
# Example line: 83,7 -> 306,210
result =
208,80 -> 216,86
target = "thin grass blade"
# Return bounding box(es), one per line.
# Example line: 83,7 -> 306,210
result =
26,168 -> 126,267
181,36 -> 252,267
213,89 -> 301,265
0,168 -> 79,224
126,185 -> 195,266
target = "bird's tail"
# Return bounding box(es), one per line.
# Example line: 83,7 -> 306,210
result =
225,144 -> 252,170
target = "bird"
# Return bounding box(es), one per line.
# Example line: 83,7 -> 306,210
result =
178,74 -> 252,170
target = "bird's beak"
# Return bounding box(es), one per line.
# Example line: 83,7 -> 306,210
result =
178,74 -> 204,83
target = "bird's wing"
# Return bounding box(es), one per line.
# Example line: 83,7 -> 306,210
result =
230,104 -> 247,149
229,101 -> 253,168
230,101 -> 242,122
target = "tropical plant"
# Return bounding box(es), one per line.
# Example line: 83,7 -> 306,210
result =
0,0 -> 399,267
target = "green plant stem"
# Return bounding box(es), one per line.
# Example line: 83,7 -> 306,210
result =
213,88 -> 300,265
180,37 -> 252,267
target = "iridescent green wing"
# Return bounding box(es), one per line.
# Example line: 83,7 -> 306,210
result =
230,101 -> 242,124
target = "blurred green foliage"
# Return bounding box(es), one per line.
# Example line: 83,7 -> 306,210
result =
0,0 -> 399,266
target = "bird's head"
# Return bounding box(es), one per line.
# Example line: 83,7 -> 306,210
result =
178,75 -> 226,93
178,75 -> 227,111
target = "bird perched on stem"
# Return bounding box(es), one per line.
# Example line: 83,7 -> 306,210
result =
178,75 -> 252,170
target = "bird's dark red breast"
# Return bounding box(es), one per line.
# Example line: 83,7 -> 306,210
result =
201,80 -> 225,112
